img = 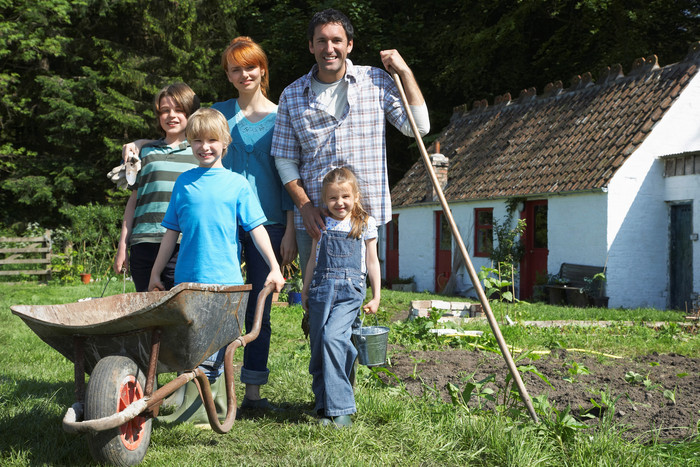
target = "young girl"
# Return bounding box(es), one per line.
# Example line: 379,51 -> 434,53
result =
113,83 -> 199,291
301,167 -> 381,428
212,36 -> 296,410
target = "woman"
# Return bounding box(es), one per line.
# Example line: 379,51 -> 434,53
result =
212,37 -> 296,410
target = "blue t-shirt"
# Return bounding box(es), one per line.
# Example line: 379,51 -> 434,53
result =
212,99 -> 293,226
162,167 -> 266,285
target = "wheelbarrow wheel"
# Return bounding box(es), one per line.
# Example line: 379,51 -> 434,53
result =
85,355 -> 152,466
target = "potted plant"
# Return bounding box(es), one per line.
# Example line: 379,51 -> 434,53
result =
286,262 -> 304,305
288,276 -> 303,305
76,247 -> 93,284
584,272 -> 608,308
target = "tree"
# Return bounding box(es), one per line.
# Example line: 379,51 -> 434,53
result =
0,0 -> 250,226
1,0 -> 698,228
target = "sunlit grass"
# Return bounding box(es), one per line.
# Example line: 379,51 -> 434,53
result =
1,283 -> 697,465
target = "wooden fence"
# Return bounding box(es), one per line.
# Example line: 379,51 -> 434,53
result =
0,231 -> 52,282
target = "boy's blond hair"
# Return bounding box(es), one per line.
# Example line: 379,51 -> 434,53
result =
185,108 -> 232,149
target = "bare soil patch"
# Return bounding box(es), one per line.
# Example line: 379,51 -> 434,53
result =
382,345 -> 699,441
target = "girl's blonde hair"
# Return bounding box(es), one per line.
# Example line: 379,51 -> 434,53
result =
321,167 -> 368,239
154,82 -> 200,137
221,36 -> 270,97
185,108 -> 232,149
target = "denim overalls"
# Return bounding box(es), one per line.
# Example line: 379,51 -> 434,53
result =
307,229 -> 366,417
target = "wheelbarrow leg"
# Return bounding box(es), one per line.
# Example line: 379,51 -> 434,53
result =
145,328 -> 160,397
144,328 -> 161,417
73,336 -> 86,404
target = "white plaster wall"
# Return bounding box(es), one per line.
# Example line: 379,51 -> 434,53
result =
451,202 -> 508,295
607,71 -> 700,309
393,205 -> 435,291
547,192 -> 608,272
607,159 -> 668,309
393,201 -> 509,293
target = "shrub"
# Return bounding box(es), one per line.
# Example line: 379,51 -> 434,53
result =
59,203 -> 122,276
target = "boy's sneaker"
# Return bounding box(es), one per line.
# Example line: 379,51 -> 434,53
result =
240,397 -> 281,412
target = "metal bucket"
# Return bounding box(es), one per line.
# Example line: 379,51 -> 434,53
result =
352,325 -> 389,367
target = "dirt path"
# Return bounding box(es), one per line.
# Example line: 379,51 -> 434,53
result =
381,345 -> 699,441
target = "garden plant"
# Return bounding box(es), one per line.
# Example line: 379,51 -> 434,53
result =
1,283 -> 698,465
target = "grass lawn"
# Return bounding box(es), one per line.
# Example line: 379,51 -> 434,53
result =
1,282 -> 698,465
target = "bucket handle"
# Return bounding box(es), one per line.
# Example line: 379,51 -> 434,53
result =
357,309 -> 379,339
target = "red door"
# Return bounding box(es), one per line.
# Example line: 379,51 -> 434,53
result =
385,214 -> 399,285
434,211 -> 452,292
519,200 -> 548,299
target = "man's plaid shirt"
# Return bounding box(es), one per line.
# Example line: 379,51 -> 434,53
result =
271,59 -> 408,226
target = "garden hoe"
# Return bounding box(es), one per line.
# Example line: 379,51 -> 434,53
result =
392,73 -> 539,423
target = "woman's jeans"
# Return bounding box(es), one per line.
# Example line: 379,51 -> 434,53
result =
240,224 -> 285,385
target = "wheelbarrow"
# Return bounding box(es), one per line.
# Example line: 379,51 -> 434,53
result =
10,282 -> 275,466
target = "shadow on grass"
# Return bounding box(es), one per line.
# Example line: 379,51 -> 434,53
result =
0,378 -> 94,464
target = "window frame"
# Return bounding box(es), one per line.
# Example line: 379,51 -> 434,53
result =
474,208 -> 493,258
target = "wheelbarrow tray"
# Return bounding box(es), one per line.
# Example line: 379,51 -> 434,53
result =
10,283 -> 251,374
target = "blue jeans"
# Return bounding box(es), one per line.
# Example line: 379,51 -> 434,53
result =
198,224 -> 285,384
240,224 -> 285,385
308,230 -> 365,417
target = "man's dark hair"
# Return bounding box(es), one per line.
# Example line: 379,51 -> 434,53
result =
307,8 -> 354,42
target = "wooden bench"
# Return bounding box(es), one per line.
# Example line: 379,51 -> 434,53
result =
545,263 -> 605,306
0,231 -> 52,283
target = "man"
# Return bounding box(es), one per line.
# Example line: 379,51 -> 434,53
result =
272,8 -> 430,274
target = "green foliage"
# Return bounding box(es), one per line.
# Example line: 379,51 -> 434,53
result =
50,250 -> 84,284
583,272 -> 607,298
2,1 -> 699,225
389,308 -> 443,348
447,374 -> 497,413
59,203 -> 122,275
532,394 -> 589,446
478,266 -> 515,302
490,216 -> 526,272
563,361 -> 590,383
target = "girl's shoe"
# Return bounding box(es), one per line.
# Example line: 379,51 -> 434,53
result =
317,414 -> 352,428
331,415 -> 352,428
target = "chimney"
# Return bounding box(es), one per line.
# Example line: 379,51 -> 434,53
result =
429,141 -> 449,201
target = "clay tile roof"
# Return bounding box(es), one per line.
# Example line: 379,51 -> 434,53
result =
392,43 -> 700,207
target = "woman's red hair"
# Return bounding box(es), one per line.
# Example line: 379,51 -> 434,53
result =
221,36 -> 270,97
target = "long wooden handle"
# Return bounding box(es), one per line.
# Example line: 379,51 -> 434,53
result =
392,73 -> 539,423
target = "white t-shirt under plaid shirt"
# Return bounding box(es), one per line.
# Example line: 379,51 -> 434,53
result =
271,59 -> 409,226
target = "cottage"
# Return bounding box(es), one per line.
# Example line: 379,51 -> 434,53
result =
384,43 -> 700,310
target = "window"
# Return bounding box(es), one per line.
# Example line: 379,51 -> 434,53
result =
474,208 -> 493,257
438,212 -> 452,251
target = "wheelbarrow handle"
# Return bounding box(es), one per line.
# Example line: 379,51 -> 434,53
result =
198,282 -> 276,433
240,282 -> 275,346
